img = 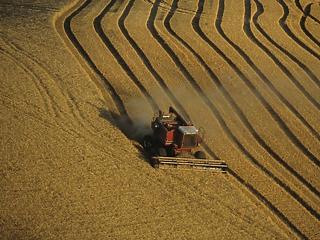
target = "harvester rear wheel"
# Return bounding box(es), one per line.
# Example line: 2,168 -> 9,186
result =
195,151 -> 206,159
167,144 -> 176,157
158,147 -> 167,157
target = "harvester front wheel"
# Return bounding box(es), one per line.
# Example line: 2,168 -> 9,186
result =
143,135 -> 153,151
195,151 -> 206,159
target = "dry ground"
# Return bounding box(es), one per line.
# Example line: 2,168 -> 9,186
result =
0,0 -> 319,239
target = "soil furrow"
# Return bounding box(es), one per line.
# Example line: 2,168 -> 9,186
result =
0,95 -> 79,140
252,0 -> 320,89
150,0 -> 320,222
165,0 -> 320,202
277,0 -> 320,60
94,0 -> 160,114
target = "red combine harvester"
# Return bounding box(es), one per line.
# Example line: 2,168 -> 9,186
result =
143,107 -> 227,171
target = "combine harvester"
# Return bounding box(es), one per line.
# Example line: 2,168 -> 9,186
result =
143,107 -> 227,172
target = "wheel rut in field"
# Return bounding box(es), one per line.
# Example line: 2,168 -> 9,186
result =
0,46 -> 57,117
0,36 -> 95,133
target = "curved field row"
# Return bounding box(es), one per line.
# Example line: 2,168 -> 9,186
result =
254,1 -> 320,103
163,0 -> 320,205
178,0 -> 320,197
151,0 -> 320,209
277,0 -> 320,60
151,0 -> 320,236
164,0 -> 320,204
300,3 -> 320,47
198,0 -> 320,165
252,0 -> 319,93
55,0 -> 320,238
295,0 -> 320,24
52,3 -> 290,239
289,1 -> 320,50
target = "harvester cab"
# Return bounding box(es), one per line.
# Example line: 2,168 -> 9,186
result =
143,107 -> 227,172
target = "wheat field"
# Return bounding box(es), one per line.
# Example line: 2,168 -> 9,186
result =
0,0 -> 319,239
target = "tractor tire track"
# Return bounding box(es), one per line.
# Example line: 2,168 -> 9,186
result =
164,0 -> 320,202
252,0 -> 320,89
277,0 -> 320,60
295,0 -> 320,24
300,3 -> 320,48
1,91 -> 130,170
0,94 -> 80,140
0,47 -> 57,117
93,0 -> 159,114
0,42 -> 117,151
196,0 -> 320,168
0,35 -> 97,134
0,80 -> 97,143
148,0 -> 320,223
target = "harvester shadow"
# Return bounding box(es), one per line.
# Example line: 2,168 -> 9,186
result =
98,107 -> 151,165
